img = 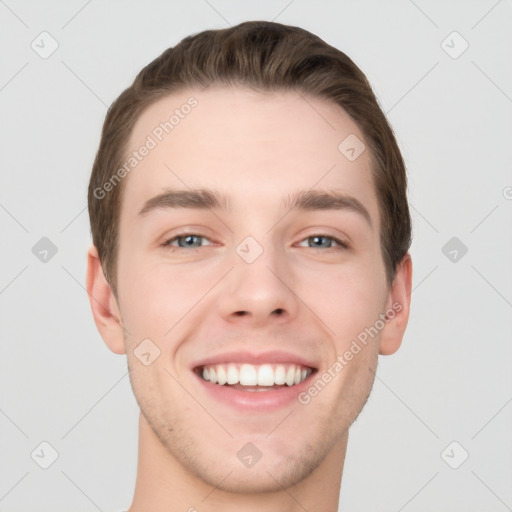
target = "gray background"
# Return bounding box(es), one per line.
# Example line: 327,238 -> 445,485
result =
1,0 -> 511,511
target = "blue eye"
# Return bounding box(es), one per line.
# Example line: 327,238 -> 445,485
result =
163,234 -> 212,248
162,233 -> 348,250
298,234 -> 348,250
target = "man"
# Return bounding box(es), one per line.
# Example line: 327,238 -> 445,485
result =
86,20 -> 412,511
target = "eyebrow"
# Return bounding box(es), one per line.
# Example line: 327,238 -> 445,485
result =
138,188 -> 372,228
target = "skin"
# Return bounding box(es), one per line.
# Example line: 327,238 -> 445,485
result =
87,86 -> 412,512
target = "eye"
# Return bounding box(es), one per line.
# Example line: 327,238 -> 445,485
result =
162,233 -> 213,249
161,232 -> 348,251
297,233 -> 349,250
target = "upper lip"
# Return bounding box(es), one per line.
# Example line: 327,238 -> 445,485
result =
191,350 -> 319,370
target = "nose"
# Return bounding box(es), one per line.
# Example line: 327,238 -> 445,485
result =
218,242 -> 300,328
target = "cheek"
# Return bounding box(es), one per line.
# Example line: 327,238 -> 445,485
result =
299,262 -> 387,339
118,256 -> 217,339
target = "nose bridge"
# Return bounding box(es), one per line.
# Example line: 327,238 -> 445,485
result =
234,232 -> 285,296
219,231 -> 298,323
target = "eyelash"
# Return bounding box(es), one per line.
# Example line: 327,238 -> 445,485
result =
161,232 -> 349,251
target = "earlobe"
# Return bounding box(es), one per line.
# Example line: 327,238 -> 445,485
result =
86,245 -> 126,355
379,253 -> 413,355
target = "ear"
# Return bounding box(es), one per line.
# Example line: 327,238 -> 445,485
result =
86,245 -> 126,355
379,252 -> 413,355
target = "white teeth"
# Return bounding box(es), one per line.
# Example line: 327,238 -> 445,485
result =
199,363 -> 312,387
285,365 -> 295,386
257,364 -> 274,386
274,365 -> 286,385
239,364 -> 258,385
217,365 -> 227,385
226,364 -> 238,385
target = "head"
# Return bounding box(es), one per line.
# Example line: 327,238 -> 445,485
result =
87,21 -> 412,495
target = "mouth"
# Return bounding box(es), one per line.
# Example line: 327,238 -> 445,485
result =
192,361 -> 318,411
194,362 -> 315,391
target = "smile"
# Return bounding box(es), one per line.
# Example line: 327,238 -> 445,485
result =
197,363 -> 313,389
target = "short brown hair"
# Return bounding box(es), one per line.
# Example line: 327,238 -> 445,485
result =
88,20 -> 412,297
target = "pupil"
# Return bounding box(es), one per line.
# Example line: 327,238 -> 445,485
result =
182,235 -> 199,247
312,236 -> 329,248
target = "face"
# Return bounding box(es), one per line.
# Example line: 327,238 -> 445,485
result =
104,86 -> 404,492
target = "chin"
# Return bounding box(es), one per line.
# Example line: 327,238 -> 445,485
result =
195,457 -> 318,495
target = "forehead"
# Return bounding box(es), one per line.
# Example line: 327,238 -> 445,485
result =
120,86 -> 378,224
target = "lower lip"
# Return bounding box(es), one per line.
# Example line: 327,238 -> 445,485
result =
194,370 -> 316,412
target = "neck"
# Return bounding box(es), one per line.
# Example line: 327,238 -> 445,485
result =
128,412 -> 348,512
